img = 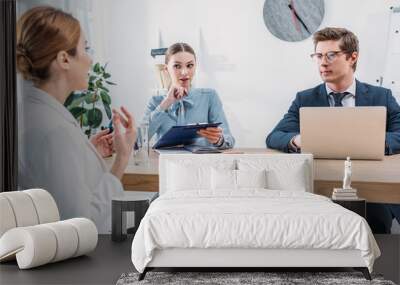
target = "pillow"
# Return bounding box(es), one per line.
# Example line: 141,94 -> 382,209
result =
238,158 -> 310,192
211,168 -> 236,190
211,168 -> 268,190
265,162 -> 308,191
236,169 -> 267,189
167,161 -> 210,191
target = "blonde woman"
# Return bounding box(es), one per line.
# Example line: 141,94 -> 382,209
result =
143,43 -> 235,149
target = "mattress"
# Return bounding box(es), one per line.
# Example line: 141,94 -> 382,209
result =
131,190 -> 380,273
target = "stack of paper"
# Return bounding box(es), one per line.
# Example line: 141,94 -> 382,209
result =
332,188 -> 358,200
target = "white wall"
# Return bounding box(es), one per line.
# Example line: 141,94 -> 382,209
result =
98,0 -> 399,147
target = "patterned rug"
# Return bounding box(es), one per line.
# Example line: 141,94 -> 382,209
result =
116,271 -> 396,285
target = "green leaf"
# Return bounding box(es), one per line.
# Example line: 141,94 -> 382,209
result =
93,63 -> 101,73
66,92 -> 86,107
104,103 -> 112,120
84,93 -> 98,104
89,75 -> 97,82
82,112 -> 89,127
100,90 -> 111,105
103,73 -> 111,79
64,92 -> 76,107
87,108 -> 103,128
70,95 -> 86,107
99,86 -> 109,92
69,106 -> 87,119
105,80 -> 117,85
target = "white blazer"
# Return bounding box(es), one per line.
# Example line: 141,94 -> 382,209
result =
18,85 -> 123,234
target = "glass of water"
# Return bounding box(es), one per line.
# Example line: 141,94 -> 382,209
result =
133,123 -> 149,165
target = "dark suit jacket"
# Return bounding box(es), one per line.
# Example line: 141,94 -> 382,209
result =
265,80 -> 400,155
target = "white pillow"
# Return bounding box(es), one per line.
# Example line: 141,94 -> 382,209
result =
238,158 -> 310,192
211,168 -> 268,190
266,162 -> 307,191
167,162 -> 210,191
211,168 -> 236,190
166,158 -> 236,192
236,169 -> 267,189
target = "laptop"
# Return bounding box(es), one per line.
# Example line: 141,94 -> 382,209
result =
300,107 -> 386,160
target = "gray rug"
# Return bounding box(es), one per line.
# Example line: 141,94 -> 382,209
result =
116,271 -> 396,285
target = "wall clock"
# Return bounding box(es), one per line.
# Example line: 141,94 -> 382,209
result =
263,0 -> 325,42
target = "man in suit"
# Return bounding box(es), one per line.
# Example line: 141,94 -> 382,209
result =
266,27 -> 400,233
266,27 -> 400,155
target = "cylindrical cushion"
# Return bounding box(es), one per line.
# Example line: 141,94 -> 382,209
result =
24,189 -> 59,224
1,192 -> 39,227
64,218 -> 98,257
0,196 -> 17,237
0,218 -> 97,269
0,226 -> 57,269
42,221 -> 79,262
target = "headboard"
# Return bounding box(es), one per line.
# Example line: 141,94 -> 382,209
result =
159,153 -> 314,195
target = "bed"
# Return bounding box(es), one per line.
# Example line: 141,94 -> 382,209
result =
131,153 -> 380,280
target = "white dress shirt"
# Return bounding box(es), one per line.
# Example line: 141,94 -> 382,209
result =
325,78 -> 356,107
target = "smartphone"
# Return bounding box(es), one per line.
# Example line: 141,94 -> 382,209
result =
107,120 -> 114,133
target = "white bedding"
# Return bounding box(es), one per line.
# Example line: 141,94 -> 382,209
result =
131,190 -> 380,273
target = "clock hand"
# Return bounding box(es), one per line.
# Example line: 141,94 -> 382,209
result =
288,0 -> 301,32
288,3 -> 311,34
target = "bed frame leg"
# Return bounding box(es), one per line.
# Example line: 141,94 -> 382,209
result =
354,267 -> 371,280
138,268 -> 148,281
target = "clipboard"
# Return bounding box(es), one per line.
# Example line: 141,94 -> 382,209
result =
152,122 -> 222,149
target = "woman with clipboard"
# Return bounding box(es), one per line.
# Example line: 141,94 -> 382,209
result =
143,43 -> 235,149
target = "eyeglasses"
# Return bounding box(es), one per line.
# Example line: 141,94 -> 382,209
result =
310,51 -> 346,63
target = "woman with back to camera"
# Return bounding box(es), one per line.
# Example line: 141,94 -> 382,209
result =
16,6 -> 136,233
143,42 -> 235,149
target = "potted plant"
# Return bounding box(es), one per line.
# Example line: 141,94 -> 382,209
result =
64,62 -> 116,137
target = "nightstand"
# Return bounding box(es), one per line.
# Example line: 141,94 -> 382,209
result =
112,191 -> 158,242
332,198 -> 366,218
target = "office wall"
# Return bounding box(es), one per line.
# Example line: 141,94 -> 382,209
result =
96,0 -> 399,147
15,0 -> 400,146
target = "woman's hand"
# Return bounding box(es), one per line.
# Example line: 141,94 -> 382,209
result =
197,127 -> 223,145
159,85 -> 188,110
90,129 -> 113,158
112,106 -> 136,157
110,106 -> 136,179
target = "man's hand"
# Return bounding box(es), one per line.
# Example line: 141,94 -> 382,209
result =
292,134 -> 301,149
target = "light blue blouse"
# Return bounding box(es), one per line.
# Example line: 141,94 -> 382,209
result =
143,88 -> 234,149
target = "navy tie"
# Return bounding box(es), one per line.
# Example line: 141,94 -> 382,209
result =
331,92 -> 349,107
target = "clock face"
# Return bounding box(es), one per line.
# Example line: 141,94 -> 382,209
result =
263,0 -> 325,42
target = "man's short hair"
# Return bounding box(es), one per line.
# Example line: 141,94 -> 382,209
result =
313,27 -> 359,71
